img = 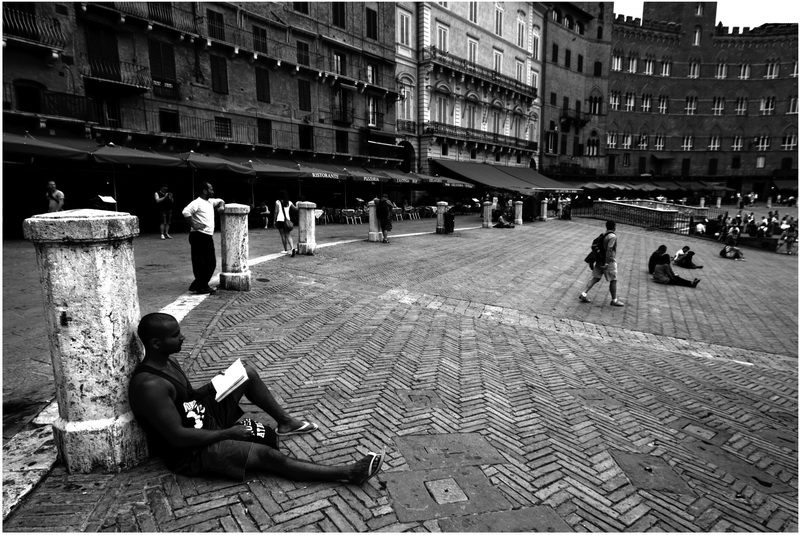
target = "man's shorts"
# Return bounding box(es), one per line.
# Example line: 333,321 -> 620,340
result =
591,261 -> 618,281
175,395 -> 257,481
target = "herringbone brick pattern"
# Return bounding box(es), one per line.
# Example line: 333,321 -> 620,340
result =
5,219 -> 796,531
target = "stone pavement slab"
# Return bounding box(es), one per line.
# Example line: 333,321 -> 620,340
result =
3,214 -> 797,531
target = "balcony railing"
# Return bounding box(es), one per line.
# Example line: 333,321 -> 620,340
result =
113,2 -> 197,33
560,109 -> 589,128
80,53 -> 151,89
2,6 -> 67,49
4,84 -> 99,122
152,79 -> 180,100
423,121 -> 536,149
396,120 -> 418,134
422,46 -> 537,100
331,105 -> 355,125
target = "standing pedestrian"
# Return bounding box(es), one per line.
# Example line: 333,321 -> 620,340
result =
274,190 -> 297,256
45,180 -> 65,212
375,193 -> 395,243
155,183 -> 174,239
182,182 -> 225,295
579,220 -> 624,307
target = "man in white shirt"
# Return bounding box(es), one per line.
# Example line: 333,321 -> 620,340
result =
182,182 -> 225,294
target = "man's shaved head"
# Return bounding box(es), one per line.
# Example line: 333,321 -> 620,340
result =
138,313 -> 178,346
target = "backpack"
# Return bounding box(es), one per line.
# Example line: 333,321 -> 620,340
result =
584,231 -> 610,269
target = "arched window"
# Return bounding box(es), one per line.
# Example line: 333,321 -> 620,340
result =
692,27 -> 702,46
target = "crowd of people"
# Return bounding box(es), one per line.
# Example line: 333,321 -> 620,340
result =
714,209 -> 797,255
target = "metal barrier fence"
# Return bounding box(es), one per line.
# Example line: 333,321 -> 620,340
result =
575,200 -> 710,236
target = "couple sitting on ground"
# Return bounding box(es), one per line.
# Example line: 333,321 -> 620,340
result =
129,312 -> 385,485
648,245 -> 700,288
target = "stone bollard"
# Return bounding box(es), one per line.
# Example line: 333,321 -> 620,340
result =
436,201 -> 448,234
482,201 -> 492,228
514,201 -> 523,226
22,209 -> 148,473
220,203 -> 251,291
368,200 -> 381,242
540,198 -> 548,221
297,201 -> 317,254
716,196 -> 722,208
767,197 -> 772,209
699,197 -> 705,208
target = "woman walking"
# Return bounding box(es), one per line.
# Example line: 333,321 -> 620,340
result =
274,190 -> 297,256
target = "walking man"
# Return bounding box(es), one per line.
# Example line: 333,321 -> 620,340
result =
182,182 -> 224,295
376,193 -> 395,243
45,180 -> 64,212
579,220 -> 624,307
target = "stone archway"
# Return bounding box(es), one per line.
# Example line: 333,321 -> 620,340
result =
399,140 -> 416,173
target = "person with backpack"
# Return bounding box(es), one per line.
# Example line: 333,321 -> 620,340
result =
579,220 -> 624,307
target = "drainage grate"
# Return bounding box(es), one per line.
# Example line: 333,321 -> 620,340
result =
396,389 -> 443,409
668,417 -> 730,446
395,433 -> 506,470
610,449 -> 693,493
439,507 -> 574,532
383,466 -> 512,522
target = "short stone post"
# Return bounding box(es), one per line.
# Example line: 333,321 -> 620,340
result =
22,209 -> 148,473
368,200 -> 381,242
699,197 -> 705,208
540,198 -> 548,221
220,203 -> 251,291
297,201 -> 317,255
436,201 -> 448,234
514,201 -> 523,226
766,197 -> 772,209
482,201 -> 492,228
716,196 -> 722,208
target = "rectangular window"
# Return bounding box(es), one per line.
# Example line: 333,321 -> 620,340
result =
332,3 -> 345,28
607,131 -> 617,148
681,135 -> 693,151
625,92 -> 634,111
756,135 -> 770,151
760,97 -> 776,115
257,118 -> 272,145
149,40 -> 176,82
789,96 -> 798,114
531,70 -> 539,89
612,54 -> 622,71
732,135 -> 743,151
738,63 -> 750,79
532,33 -> 539,60
367,96 -> 378,126
469,1 -> 478,23
335,130 -> 348,153
685,96 -> 697,115
654,134 -> 665,151
565,49 -> 571,68
627,56 -> 637,73
436,95 -> 448,123
658,95 -> 668,114
207,9 -> 225,41
464,102 -> 477,129
712,97 -> 724,115
253,25 -> 268,54
366,8 -> 378,40
210,55 -> 228,94
622,133 -> 632,149
637,134 -> 648,150
781,133 -> 797,151
366,64 -> 376,84
715,62 -> 727,79
493,50 -> 502,73
735,97 -> 748,115
756,155 -> 766,168
577,54 -> 583,73
255,67 -> 270,102
708,158 -> 718,175
298,79 -> 311,111
399,11 -> 410,46
437,24 -> 448,52
688,62 -> 699,78
298,124 -> 313,150
468,39 -> 478,64
296,40 -> 310,66
516,18 -> 525,47
552,43 -> 559,63
661,60 -> 671,76
214,116 -> 232,139
644,58 -> 654,75
494,7 -> 503,36
333,51 -> 346,76
765,62 -> 779,79
515,61 -> 524,82
610,92 -> 620,111
159,109 -> 180,133
708,135 -> 720,151
641,94 -> 651,112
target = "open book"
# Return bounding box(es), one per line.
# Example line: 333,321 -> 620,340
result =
210,358 -> 249,401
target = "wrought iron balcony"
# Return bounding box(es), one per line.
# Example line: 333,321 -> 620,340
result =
422,46 -> 537,100
396,120 -> 418,134
4,83 -> 99,122
113,2 -> 197,33
331,105 -> 355,125
152,79 -> 180,100
2,6 -> 67,49
80,53 -> 151,90
423,121 -> 537,150
560,109 -> 589,128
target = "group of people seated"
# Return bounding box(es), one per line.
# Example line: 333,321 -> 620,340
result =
648,245 -> 701,288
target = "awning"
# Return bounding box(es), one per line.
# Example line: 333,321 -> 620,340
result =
347,166 -> 389,182
650,180 -> 683,191
412,172 -> 444,183
178,151 -> 256,176
443,177 -> 474,188
773,179 -> 798,191
365,167 -> 421,184
92,144 -> 184,167
294,161 -> 346,180
432,160 -> 532,193
3,132 -> 91,161
494,166 -> 579,191
222,156 -> 306,178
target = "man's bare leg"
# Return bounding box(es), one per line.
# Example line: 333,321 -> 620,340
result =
234,365 -> 310,434
247,445 -> 379,483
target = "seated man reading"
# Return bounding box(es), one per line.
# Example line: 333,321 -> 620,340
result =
129,312 -> 384,484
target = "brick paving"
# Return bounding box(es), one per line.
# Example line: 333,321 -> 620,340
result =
3,212 -> 797,531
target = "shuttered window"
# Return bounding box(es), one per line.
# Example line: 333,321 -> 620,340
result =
148,40 -> 176,81
255,68 -> 270,102
210,55 -> 228,94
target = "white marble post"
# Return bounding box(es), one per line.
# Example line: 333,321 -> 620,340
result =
716,196 -> 722,208
297,201 -> 317,255
22,209 -> 148,473
540,198 -> 548,221
368,200 -> 381,242
436,201 -> 448,234
482,201 -> 492,228
220,203 -> 251,291
699,197 -> 705,207
766,197 -> 772,209
514,201 -> 523,226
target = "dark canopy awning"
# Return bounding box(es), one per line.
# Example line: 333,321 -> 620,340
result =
432,160 -> 532,193
178,152 -> 256,176
365,167 -> 421,184
222,156 -> 306,178
773,179 -> 798,191
3,133 -> 91,161
92,144 -> 184,167
494,166 -> 579,191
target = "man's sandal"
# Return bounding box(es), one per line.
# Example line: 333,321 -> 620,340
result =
356,446 -> 385,485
